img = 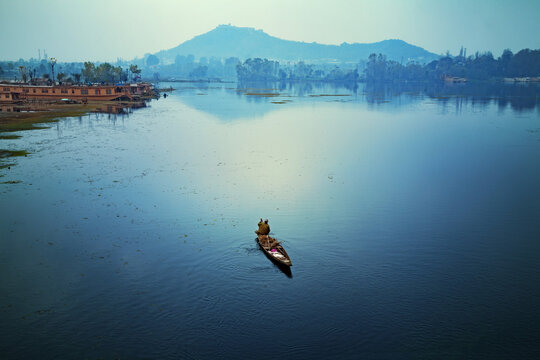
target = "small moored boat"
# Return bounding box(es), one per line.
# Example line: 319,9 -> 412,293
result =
256,233 -> 293,267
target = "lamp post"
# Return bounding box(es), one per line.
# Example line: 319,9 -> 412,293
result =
50,57 -> 57,82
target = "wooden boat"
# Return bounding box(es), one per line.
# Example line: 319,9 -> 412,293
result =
256,233 -> 293,267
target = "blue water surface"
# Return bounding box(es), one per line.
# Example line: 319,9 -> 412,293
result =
1,82 -> 539,359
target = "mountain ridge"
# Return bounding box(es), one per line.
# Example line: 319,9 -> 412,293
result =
153,24 -> 439,64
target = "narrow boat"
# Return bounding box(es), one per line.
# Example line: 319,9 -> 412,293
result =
256,233 -> 293,267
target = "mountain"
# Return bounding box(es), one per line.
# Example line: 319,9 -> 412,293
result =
153,25 -> 439,64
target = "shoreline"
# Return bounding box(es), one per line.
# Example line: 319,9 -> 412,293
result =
0,100 -> 149,167
0,100 -> 149,133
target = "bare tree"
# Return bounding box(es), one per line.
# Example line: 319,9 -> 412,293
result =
18,66 -> 28,83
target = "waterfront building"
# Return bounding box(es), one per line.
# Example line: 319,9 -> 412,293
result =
0,83 -> 154,103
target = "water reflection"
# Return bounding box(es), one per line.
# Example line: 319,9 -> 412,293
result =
172,81 -> 540,122
238,80 -> 359,96
0,101 -> 147,115
363,81 -> 540,112
91,101 -> 147,114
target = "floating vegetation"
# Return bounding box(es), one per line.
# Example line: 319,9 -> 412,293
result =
1,150 -> 29,176
328,99 -> 352,103
0,163 -> 15,169
309,94 -> 351,97
245,92 -> 280,97
237,88 -> 278,92
0,135 -> 21,140
34,308 -> 54,315
271,100 -> 292,104
1,180 -> 22,184
0,149 -> 29,158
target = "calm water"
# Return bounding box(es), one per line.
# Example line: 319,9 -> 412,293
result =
1,82 -> 540,359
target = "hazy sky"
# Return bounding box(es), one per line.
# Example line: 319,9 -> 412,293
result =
1,0 -> 539,61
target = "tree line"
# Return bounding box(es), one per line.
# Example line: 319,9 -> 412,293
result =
137,54 -> 241,80
2,47 -> 539,84
80,62 -> 141,83
365,48 -> 540,82
236,58 -> 359,82
130,54 -> 360,82
0,58 -> 142,84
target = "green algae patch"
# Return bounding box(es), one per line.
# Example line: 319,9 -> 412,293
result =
0,149 -> 29,158
0,108 -> 90,133
0,117 -> 57,133
0,135 -> 21,140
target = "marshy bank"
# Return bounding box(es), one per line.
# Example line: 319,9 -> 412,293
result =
0,100 -> 151,174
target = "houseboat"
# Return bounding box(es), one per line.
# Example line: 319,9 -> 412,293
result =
0,83 -> 154,103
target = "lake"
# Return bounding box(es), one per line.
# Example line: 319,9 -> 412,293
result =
1,82 -> 540,359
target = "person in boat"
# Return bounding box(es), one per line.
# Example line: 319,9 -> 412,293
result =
256,218 -> 264,235
268,237 -> 279,249
256,218 -> 270,236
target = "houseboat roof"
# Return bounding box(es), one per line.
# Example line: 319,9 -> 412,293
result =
1,83 -> 152,88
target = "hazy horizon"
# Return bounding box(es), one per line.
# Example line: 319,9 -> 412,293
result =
1,0 -> 540,62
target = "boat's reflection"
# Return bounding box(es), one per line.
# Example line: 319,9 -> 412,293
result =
254,238 -> 293,278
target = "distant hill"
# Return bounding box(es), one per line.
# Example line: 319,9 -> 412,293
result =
153,25 -> 439,64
